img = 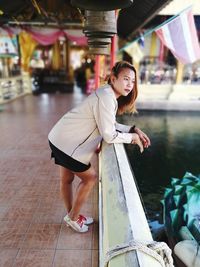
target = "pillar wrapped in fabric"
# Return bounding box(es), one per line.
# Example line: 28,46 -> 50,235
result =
71,0 -> 133,11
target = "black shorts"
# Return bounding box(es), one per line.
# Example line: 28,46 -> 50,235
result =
48,141 -> 91,172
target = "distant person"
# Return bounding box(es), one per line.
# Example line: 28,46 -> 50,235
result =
75,66 -> 86,91
48,61 -> 151,233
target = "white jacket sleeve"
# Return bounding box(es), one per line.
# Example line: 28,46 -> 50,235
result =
115,122 -> 131,133
93,92 -> 133,144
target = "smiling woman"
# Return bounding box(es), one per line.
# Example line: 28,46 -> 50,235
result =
48,60 -> 151,233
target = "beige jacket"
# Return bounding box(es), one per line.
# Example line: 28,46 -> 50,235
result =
48,84 -> 134,164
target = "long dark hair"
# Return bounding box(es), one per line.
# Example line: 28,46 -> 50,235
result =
108,61 -> 138,114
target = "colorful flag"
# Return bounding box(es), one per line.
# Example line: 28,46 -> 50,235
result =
155,8 -> 200,64
138,33 -> 145,48
124,41 -> 144,63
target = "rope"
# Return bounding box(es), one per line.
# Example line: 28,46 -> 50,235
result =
104,240 -> 174,267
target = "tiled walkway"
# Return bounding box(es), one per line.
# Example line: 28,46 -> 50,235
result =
0,88 -> 99,267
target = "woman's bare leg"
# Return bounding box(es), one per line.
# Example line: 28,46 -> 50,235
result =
68,166 -> 97,221
59,166 -> 74,213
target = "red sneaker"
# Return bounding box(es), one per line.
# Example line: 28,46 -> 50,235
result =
78,214 -> 94,225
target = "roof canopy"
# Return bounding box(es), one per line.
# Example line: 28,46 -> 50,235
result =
117,0 -> 172,40
0,0 -> 174,39
0,0 -> 82,27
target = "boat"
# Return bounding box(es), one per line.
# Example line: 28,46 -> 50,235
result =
162,172 -> 200,267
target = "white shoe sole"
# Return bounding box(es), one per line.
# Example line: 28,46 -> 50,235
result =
64,216 -> 88,233
83,217 -> 94,225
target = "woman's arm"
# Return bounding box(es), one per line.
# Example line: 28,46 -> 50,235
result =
115,122 -> 131,133
93,92 -> 132,144
93,92 -> 143,153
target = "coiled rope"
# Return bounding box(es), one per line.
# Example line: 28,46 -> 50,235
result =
104,240 -> 174,267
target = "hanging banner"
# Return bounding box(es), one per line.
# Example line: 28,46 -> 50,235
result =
27,27 -> 61,46
155,7 -> 200,64
27,28 -> 87,46
19,31 -> 38,72
0,27 -> 88,47
0,28 -> 17,56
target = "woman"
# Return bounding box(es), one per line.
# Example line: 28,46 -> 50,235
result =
48,61 -> 151,233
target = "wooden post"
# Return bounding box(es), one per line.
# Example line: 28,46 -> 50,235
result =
95,55 -> 100,89
110,34 -> 116,69
176,61 -> 184,84
110,10 -> 118,69
159,40 -> 164,62
65,39 -> 70,73
150,32 -> 157,63
134,62 -> 140,80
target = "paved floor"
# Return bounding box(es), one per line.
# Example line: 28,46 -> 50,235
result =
0,88 -> 99,267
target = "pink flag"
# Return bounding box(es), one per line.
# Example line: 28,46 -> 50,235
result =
156,8 -> 200,64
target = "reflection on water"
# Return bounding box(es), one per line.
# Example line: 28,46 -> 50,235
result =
119,111 -> 200,222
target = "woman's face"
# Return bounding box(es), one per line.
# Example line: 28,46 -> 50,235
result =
111,68 -> 135,98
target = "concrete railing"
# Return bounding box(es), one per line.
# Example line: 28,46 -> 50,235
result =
99,142 -> 162,267
0,74 -> 32,104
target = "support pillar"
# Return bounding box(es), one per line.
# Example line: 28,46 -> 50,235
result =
65,39 -> 70,73
159,40 -> 164,62
176,61 -> 184,84
150,32 -> 157,63
110,34 -> 116,69
95,55 -> 100,89
110,10 -> 118,69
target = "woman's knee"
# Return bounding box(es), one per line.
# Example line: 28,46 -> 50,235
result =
61,175 -> 74,185
84,172 -> 98,185
75,167 -> 98,185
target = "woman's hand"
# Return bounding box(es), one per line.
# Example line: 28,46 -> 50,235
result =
131,133 -> 144,153
134,127 -> 151,148
129,126 -> 151,148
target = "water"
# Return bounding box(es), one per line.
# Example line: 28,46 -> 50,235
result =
119,111 -> 200,223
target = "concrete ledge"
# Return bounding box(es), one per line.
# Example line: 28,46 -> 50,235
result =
136,100 -> 200,111
169,85 -> 200,101
99,142 -> 162,267
137,84 -> 200,110
138,84 -> 173,101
